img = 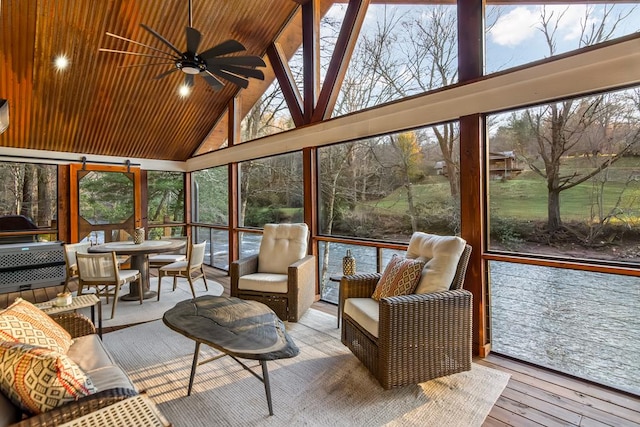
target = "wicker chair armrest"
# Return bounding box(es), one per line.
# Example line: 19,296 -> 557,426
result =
340,273 -> 381,300
50,312 -> 96,338
230,254 -> 259,296
288,255 -> 315,287
10,388 -> 138,427
378,289 -> 472,343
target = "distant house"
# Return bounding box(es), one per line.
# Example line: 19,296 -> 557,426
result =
434,151 -> 523,180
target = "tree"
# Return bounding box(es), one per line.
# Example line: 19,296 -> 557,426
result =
510,5 -> 639,232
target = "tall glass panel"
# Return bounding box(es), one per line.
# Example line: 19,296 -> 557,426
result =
485,3 -> 640,74
489,261 -> 639,395
0,162 -> 57,230
238,152 -> 303,227
487,85 -> 640,263
239,231 -> 262,259
147,171 -> 184,240
318,242 -> 376,304
332,4 -> 458,118
192,166 -> 228,225
318,123 -> 461,241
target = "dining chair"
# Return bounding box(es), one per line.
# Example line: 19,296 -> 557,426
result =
157,241 -> 208,300
62,242 -> 91,294
76,252 -> 142,319
148,236 -> 190,273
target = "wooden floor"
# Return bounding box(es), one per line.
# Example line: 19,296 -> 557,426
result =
4,266 -> 640,427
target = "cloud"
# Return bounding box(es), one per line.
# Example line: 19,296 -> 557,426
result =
489,7 -> 539,47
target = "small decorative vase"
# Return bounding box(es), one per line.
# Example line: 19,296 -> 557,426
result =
342,249 -> 356,276
55,292 -> 72,307
133,227 -> 145,244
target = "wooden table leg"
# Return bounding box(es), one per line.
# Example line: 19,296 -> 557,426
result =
188,341 -> 201,396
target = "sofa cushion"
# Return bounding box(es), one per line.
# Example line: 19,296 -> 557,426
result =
0,298 -> 72,354
0,341 -> 96,414
66,335 -> 137,391
405,232 -> 466,294
344,298 -> 380,338
371,255 -> 424,301
258,223 -> 308,274
238,273 -> 288,293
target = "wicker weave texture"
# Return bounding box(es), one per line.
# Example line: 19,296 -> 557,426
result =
340,244 -> 473,390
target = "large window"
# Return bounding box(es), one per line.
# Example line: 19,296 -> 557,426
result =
490,261 -> 639,395
147,171 -> 185,239
485,3 -> 640,74
192,167 -> 228,225
0,161 -> 57,229
487,86 -> 640,263
238,152 -> 303,227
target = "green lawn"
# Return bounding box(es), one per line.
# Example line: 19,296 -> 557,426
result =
364,160 -> 640,224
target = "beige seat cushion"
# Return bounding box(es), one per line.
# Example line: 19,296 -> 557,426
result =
238,273 -> 288,293
67,334 -> 137,391
258,223 -> 308,274
344,298 -> 379,338
406,232 -> 466,294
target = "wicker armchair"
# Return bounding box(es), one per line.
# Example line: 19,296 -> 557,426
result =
340,240 -> 472,390
230,223 -> 316,322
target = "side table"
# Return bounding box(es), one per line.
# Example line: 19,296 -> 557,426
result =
35,294 -> 103,338
58,394 -> 171,427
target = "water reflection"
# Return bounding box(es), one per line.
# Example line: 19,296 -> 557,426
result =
490,261 -> 640,395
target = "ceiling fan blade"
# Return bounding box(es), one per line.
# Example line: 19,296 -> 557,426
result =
214,64 -> 264,80
118,62 -> 174,69
210,68 -> 249,89
206,55 -> 266,67
199,40 -> 246,61
98,48 -> 171,61
141,24 -> 183,56
201,71 -> 224,91
184,74 -> 195,87
185,27 -> 201,54
153,67 -> 179,80
106,32 -> 178,59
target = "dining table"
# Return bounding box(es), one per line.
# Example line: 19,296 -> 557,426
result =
88,239 -> 186,300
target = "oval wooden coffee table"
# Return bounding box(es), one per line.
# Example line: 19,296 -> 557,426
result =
163,295 -> 299,416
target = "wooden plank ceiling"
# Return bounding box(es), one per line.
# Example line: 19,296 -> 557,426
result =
0,0 -> 298,161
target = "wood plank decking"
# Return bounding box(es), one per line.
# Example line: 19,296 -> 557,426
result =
3,266 -> 639,427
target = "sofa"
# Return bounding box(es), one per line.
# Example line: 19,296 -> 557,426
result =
0,298 -> 139,427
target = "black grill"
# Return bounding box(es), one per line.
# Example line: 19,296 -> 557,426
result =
0,241 -> 66,293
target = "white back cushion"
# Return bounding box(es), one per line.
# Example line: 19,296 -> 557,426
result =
406,232 -> 466,294
258,223 -> 309,274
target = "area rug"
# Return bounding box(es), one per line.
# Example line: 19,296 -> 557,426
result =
105,308 -> 509,426
75,277 -> 224,328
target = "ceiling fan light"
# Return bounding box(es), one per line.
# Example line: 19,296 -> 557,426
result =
181,66 -> 201,75
178,84 -> 192,97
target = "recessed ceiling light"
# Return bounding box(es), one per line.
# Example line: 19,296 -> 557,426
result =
178,84 -> 192,98
54,55 -> 69,71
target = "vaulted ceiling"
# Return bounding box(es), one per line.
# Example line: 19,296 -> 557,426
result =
0,0 -> 300,161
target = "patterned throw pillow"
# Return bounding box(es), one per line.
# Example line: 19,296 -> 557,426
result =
371,255 -> 425,301
0,298 -> 73,354
0,341 -> 97,414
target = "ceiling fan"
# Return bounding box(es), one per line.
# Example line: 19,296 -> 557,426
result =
99,0 -> 266,92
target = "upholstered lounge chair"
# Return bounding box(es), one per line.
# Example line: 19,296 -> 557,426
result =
230,223 -> 316,322
340,232 -> 472,389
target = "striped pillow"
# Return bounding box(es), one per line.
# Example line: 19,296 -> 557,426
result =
0,341 -> 96,414
371,255 -> 425,301
0,298 -> 72,354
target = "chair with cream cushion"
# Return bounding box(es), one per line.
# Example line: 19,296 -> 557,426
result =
76,252 -> 142,319
157,241 -> 208,300
340,232 -> 472,389
148,236 -> 190,272
230,223 -> 316,322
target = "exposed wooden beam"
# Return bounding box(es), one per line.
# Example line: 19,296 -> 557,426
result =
267,43 -> 305,127
302,0 -> 321,123
311,0 -> 370,122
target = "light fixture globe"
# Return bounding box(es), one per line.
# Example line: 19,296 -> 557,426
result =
176,54 -> 206,75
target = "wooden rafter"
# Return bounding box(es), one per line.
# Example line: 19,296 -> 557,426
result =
302,0 -> 321,123
267,43 -> 305,127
